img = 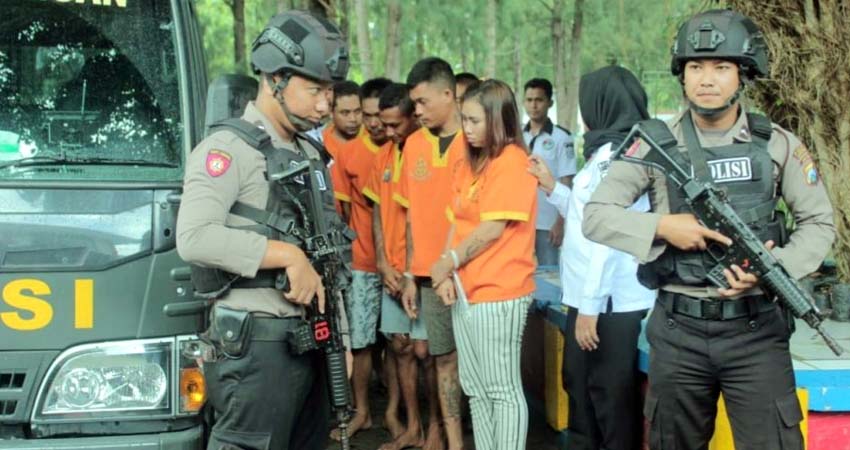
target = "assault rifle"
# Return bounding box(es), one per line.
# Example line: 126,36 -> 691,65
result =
612,119 -> 843,356
272,160 -> 354,450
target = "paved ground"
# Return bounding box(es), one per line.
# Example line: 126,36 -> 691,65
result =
324,379 -> 562,450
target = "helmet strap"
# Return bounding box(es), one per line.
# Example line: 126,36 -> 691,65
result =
686,80 -> 745,119
267,73 -> 318,132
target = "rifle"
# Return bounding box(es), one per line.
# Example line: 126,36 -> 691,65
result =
272,160 -> 354,450
611,119 -> 843,356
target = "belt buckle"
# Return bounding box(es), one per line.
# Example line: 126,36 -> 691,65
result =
701,300 -> 722,320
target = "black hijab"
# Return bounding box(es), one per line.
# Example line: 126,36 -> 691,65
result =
579,66 -> 649,160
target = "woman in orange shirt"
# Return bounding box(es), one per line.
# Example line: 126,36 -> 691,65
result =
430,79 -> 538,450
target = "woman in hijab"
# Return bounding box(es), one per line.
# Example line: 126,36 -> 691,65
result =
528,65 -> 656,450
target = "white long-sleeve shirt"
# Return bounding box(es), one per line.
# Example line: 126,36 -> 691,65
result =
547,142 -> 656,315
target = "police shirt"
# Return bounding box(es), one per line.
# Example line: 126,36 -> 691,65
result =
177,102 -> 321,317
523,118 -> 577,231
546,142 -> 656,314
583,109 -> 835,298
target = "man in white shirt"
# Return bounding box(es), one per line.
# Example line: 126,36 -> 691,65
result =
522,78 -> 577,266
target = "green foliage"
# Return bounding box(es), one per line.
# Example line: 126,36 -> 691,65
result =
197,0 -> 706,112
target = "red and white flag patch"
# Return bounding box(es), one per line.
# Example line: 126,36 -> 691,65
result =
206,149 -> 232,177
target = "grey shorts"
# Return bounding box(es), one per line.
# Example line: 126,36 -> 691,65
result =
419,280 -> 456,355
344,270 -> 382,350
380,291 -> 428,340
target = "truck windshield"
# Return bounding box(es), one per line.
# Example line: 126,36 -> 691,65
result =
0,0 -> 182,181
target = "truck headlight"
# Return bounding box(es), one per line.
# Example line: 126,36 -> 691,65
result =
32,336 -> 209,421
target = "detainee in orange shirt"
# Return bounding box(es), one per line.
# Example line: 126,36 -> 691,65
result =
325,80 -> 362,220
366,83 -> 443,450
431,79 -> 538,450
396,58 -> 467,450
330,77 -> 393,441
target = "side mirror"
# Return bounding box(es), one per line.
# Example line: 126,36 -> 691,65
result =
204,74 -> 258,136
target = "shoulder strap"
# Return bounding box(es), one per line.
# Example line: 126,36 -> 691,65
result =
208,118 -> 272,151
746,113 -> 773,142
294,131 -> 328,164
680,113 -> 713,183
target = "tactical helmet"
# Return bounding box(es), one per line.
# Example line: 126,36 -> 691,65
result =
671,9 -> 768,79
251,10 -> 349,83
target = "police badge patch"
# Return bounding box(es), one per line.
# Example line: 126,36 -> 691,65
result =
206,149 -> 232,177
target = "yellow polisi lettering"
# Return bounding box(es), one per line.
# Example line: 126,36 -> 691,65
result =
74,279 -> 94,329
1,279 -> 53,331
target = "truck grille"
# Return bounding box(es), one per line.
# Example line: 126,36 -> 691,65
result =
0,400 -> 17,416
0,352 -> 59,424
0,372 -> 25,389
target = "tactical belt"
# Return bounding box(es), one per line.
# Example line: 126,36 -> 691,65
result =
659,291 -> 775,321
231,271 -> 279,290
251,316 -> 302,342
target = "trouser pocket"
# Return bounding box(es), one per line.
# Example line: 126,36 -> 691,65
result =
775,392 -> 804,450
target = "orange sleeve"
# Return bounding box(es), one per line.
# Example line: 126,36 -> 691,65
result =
479,148 -> 536,222
362,151 -> 383,205
332,143 -> 352,203
393,150 -> 411,209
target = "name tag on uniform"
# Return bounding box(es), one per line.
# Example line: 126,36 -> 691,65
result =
708,157 -> 752,183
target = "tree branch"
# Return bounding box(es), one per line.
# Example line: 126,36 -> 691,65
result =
538,0 -> 553,13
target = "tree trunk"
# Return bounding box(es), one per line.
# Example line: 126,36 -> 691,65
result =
229,0 -> 246,73
276,0 -> 293,12
416,27 -> 425,63
513,33 -> 522,105
485,0 -> 498,79
727,0 -> 850,281
353,0 -> 373,79
563,0 -> 583,132
384,0 -> 402,81
551,0 -> 567,125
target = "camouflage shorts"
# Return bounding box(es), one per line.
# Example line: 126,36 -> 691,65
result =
344,270 -> 382,350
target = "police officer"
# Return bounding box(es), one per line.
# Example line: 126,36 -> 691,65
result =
583,9 -> 835,450
176,10 -> 350,450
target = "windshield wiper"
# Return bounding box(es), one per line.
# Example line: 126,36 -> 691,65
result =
0,155 -> 178,170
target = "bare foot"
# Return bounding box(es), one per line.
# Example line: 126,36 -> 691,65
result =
422,422 -> 445,450
384,412 -> 405,439
329,414 -> 372,442
377,426 -> 425,450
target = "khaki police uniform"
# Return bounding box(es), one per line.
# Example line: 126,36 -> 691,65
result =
177,102 -> 341,450
583,108 -> 835,449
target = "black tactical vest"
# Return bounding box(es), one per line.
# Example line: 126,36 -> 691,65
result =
637,112 -> 787,289
189,119 -> 351,298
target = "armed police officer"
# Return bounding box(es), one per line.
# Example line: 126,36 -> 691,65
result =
583,9 -> 835,450
176,10 -> 351,450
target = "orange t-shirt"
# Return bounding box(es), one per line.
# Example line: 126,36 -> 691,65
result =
326,125 -> 365,205
447,144 -> 537,303
364,143 -> 406,271
395,128 -> 466,276
336,133 -> 385,272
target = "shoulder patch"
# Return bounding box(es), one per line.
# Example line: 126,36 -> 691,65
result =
804,163 -> 819,185
206,149 -> 232,177
792,146 -> 819,185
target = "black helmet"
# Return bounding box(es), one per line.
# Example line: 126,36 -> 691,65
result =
671,9 -> 768,79
251,10 -> 349,83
